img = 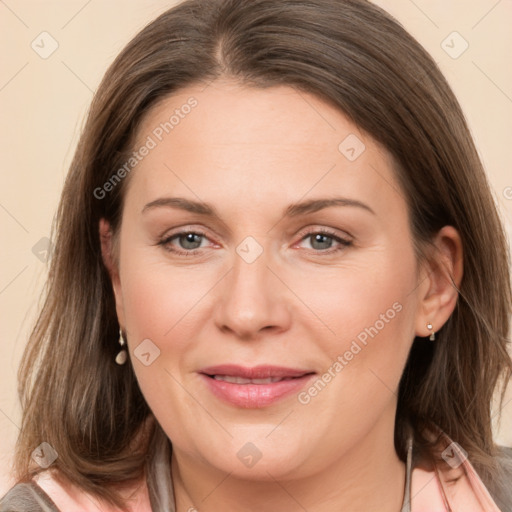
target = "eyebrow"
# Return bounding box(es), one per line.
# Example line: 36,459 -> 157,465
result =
142,196 -> 375,218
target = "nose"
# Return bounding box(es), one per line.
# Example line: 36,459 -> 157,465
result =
213,244 -> 292,341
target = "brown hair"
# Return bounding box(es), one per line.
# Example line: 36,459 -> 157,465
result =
12,0 -> 512,509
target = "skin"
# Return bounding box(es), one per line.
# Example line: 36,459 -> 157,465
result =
100,79 -> 463,512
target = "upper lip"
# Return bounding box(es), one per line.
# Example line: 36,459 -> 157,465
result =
199,364 -> 315,379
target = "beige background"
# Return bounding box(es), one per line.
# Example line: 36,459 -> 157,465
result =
1,0 -> 511,495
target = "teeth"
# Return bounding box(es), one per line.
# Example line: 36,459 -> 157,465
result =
212,375 -> 287,384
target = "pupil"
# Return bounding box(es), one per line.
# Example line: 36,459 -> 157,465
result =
312,234 -> 331,250
181,233 -> 201,249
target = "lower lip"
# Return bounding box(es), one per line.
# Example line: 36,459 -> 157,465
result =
199,373 -> 315,408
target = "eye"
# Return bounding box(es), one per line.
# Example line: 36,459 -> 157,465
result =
158,230 -> 211,255
157,227 -> 352,257
296,228 -> 352,254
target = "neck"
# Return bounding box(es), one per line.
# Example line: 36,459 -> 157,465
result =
170,418 -> 406,512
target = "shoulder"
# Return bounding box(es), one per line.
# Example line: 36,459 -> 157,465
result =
410,436 -> 511,512
34,470 -> 152,512
0,480 -> 59,512
491,444 -> 512,510
1,470 -> 151,512
496,444 -> 512,474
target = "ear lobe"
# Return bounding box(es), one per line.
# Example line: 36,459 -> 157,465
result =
415,225 -> 464,338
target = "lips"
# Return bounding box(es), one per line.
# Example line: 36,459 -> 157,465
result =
200,364 -> 313,380
198,364 -> 315,408
212,375 -> 291,384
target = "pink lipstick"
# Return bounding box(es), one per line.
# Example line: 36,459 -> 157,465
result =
199,364 -> 315,408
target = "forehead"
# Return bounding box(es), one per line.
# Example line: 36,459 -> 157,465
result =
124,80 -> 403,218
138,80 -> 344,146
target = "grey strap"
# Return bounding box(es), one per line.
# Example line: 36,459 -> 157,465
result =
400,434 -> 413,512
0,481 -> 60,512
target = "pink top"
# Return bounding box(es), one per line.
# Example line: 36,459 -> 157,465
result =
31,444 -> 503,512
32,471 -> 151,512
410,459 -> 501,511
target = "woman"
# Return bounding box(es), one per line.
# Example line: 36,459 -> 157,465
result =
1,0 -> 511,510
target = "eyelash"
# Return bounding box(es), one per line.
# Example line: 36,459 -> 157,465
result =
158,227 -> 352,257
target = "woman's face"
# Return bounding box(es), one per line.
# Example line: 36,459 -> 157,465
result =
107,80 -> 429,480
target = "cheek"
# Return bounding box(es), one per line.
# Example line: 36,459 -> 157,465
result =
291,260 -> 417,465
119,252 -> 215,352
118,256 -> 211,443
291,248 -> 416,355
295,243 -> 418,405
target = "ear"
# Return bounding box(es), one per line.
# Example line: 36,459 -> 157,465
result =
414,225 -> 463,338
99,218 -> 125,329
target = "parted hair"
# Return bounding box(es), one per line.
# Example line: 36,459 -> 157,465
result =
11,0 -> 512,509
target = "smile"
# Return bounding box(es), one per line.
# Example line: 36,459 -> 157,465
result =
199,364 -> 316,408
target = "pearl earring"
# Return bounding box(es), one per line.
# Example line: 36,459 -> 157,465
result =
115,328 -> 128,365
427,322 -> 435,341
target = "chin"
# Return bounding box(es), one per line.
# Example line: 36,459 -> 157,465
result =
197,436 -> 310,480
